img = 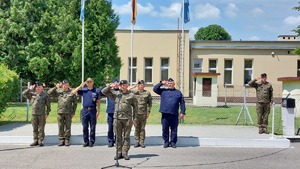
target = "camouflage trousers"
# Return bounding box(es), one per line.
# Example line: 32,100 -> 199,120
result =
114,119 -> 133,156
32,114 -> 46,143
256,102 -> 270,129
58,114 -> 72,142
134,114 -> 147,144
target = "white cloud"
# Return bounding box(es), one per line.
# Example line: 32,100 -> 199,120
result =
194,3 -> 220,19
190,27 -> 199,40
225,3 -> 239,18
251,8 -> 264,17
284,16 -> 300,26
112,2 -> 157,16
248,36 -> 260,41
160,3 -> 181,18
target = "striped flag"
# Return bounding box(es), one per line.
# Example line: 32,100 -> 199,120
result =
131,0 -> 137,25
183,0 -> 190,24
80,0 -> 86,22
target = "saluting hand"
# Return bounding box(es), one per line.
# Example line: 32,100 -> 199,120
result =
80,82 -> 86,88
162,80 -> 168,85
56,82 -> 62,88
29,85 -> 35,90
256,77 -> 261,81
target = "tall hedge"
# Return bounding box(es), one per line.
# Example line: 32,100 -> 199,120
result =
0,64 -> 19,115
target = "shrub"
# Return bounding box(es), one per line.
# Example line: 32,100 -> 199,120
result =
0,64 -> 19,115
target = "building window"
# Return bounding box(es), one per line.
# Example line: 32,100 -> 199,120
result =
161,58 -> 169,81
144,58 -> 153,83
128,57 -> 137,84
209,59 -> 217,73
244,59 -> 253,84
193,59 -> 203,73
298,60 -> 300,77
224,60 -> 233,85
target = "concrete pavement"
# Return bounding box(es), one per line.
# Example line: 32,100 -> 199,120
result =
0,123 -> 290,148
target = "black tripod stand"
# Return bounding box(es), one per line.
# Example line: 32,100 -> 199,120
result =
102,93 -> 132,169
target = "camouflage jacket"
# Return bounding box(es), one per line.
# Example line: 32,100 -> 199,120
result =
248,79 -> 273,103
132,90 -> 152,114
22,89 -> 51,115
101,86 -> 137,120
48,87 -> 77,114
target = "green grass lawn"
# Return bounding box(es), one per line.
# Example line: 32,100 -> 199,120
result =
1,102 -> 300,135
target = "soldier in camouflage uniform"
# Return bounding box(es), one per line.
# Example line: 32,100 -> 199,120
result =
22,82 -> 51,147
48,80 -> 77,146
101,80 -> 137,160
129,80 -> 152,148
248,73 -> 273,134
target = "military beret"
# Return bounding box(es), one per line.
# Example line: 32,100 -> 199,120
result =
261,73 -> 267,78
119,80 -> 128,85
35,81 -> 43,86
167,78 -> 174,82
112,79 -> 119,83
61,79 -> 69,84
138,80 -> 145,84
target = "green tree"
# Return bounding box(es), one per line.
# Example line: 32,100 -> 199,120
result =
0,0 -> 121,86
292,2 -> 300,55
194,24 -> 231,40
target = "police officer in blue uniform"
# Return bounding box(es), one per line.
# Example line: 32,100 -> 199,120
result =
153,78 -> 186,148
72,78 -> 101,147
105,79 -> 119,147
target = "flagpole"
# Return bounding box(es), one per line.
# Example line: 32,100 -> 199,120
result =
180,0 -> 185,93
130,23 -> 134,86
82,19 -> 84,83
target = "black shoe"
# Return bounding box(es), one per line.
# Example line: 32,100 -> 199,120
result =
108,142 -> 114,147
65,140 -> 70,146
83,142 -> 89,147
171,144 -> 177,148
123,155 -> 130,160
163,143 -> 169,148
89,142 -> 94,147
134,143 -> 140,148
58,141 -> 64,146
30,141 -> 39,146
140,144 -> 146,148
114,154 -> 123,160
39,143 -> 44,147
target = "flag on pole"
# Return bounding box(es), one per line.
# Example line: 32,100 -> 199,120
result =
131,0 -> 137,25
80,0 -> 86,22
182,0 -> 190,24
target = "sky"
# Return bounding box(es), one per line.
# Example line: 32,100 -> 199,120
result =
111,0 -> 300,41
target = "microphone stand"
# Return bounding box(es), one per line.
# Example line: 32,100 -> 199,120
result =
102,93 -> 131,169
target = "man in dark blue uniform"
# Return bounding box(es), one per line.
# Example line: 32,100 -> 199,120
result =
105,79 -> 119,147
153,78 -> 186,148
72,78 -> 101,147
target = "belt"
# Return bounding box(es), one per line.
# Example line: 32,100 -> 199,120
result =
84,107 -> 95,110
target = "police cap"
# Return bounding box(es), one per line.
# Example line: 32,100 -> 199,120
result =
119,80 -> 128,85
261,73 -> 267,78
167,78 -> 174,82
86,77 -> 93,82
138,80 -> 145,84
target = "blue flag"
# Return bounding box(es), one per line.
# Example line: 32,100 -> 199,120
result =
183,0 -> 190,24
80,0 -> 86,22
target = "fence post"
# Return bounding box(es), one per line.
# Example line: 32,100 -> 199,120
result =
271,101 -> 275,139
224,82 -> 227,107
20,78 -> 22,103
26,82 -> 30,122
